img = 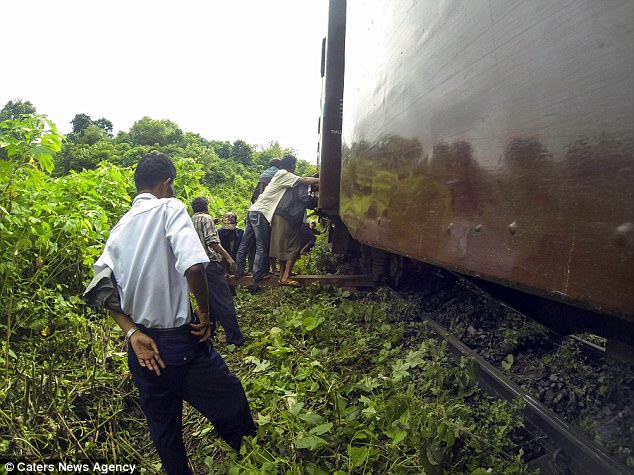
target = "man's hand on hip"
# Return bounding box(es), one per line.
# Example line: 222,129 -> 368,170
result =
190,309 -> 212,342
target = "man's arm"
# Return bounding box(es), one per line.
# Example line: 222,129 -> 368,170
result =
210,242 -> 236,274
296,177 -> 320,185
184,263 -> 212,342
109,310 -> 165,375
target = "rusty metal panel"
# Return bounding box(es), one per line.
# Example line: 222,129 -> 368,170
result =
340,1 -> 634,319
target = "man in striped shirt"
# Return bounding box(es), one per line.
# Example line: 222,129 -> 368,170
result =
191,196 -> 245,346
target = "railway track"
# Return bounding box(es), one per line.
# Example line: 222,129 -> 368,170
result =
391,266 -> 634,474
423,316 -> 630,475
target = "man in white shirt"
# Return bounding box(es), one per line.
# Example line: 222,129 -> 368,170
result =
94,153 -> 255,475
235,154 -> 319,281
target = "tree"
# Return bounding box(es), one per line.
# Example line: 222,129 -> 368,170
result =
0,99 -> 37,121
254,141 -> 291,168
70,113 -> 93,135
211,140 -> 232,159
0,114 -> 63,174
77,125 -> 106,145
232,139 -> 253,165
69,114 -> 114,140
129,116 -> 183,146
94,117 -> 114,137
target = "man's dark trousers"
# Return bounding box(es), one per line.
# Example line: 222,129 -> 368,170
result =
128,328 -> 256,475
205,261 -> 244,345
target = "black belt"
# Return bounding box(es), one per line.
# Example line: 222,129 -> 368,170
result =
138,323 -> 191,337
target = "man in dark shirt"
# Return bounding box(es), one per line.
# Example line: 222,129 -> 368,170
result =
218,212 -> 244,266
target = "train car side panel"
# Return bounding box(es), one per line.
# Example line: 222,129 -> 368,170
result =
340,1 -> 634,318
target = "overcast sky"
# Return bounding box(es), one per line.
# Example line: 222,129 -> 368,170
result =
1,1 -> 328,163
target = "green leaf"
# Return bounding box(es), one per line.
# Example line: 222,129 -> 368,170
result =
385,428 -> 407,445
309,422 -> 333,435
304,464 -> 330,475
437,422 -> 447,439
191,426 -> 212,437
300,412 -> 324,426
289,401 -> 304,416
345,406 -> 362,422
501,353 -> 514,371
253,358 -> 271,372
302,316 -> 318,330
437,422 -> 457,447
296,435 -> 327,450
256,413 -> 271,426
348,445 -> 369,468
29,319 -> 48,331
244,356 -> 272,373
336,393 -> 348,411
426,444 -> 444,466
36,152 -> 54,173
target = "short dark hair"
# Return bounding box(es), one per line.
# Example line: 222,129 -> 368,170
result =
268,158 -> 281,167
134,153 -> 176,191
278,154 -> 297,171
191,196 -> 208,213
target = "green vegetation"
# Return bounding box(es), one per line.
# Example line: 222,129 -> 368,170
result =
1,107 -> 530,473
217,287 -> 531,474
52,112 -> 313,220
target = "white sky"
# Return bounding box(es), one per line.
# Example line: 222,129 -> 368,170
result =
1,1 -> 328,163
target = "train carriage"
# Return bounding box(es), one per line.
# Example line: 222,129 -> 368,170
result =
318,0 -> 634,350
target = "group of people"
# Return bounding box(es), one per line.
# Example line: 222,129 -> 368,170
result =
235,154 -> 319,286
92,152 -> 320,474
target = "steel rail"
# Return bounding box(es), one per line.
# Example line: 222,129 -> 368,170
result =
423,316 -> 631,475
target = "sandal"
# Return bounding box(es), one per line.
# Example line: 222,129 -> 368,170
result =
279,279 -> 301,287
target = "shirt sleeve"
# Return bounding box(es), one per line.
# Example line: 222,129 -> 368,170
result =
272,170 -> 300,190
205,215 -> 221,245
165,199 -> 210,275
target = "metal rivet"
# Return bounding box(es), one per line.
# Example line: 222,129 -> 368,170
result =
508,221 -> 518,235
614,222 -> 633,247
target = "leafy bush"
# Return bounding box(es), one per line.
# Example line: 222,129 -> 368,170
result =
0,116 -> 154,469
